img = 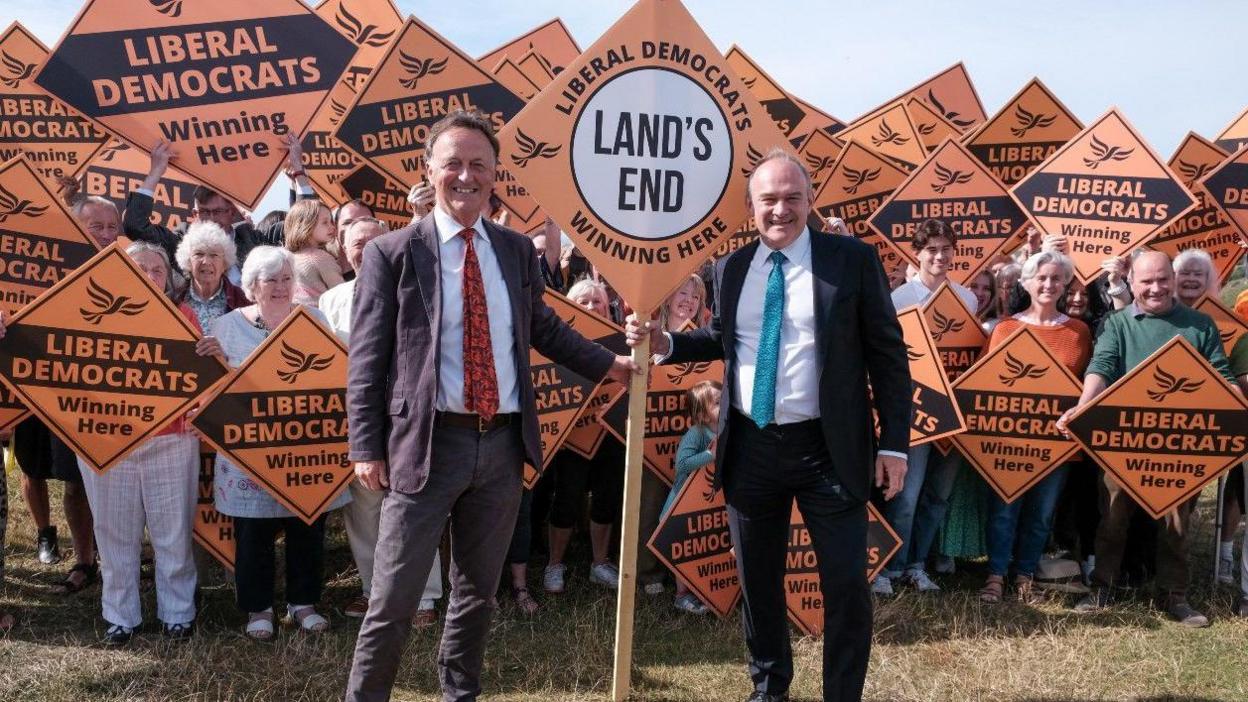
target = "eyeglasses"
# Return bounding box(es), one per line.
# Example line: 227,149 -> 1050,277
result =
195,207 -> 233,219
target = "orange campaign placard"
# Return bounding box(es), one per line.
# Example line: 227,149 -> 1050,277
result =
896,306 -> 966,445
336,162 -> 410,233
477,18 -> 582,81
869,138 -> 1029,285
950,327 -> 1083,502
784,502 -> 901,637
726,45 -> 827,142
299,0 -> 403,205
1198,144 -> 1248,250
921,282 -> 989,381
33,0 -> 357,211
813,140 -> 910,273
906,96 -> 961,154
963,78 -> 1084,186
861,62 -> 987,135
1214,106 -> 1248,155
646,464 -> 740,617
0,243 -> 229,472
496,0 -> 791,315
1010,108 -> 1199,284
0,383 -> 27,435
1147,134 -> 1243,281
492,57 -> 544,101
0,154 -> 101,318
192,307 -> 351,524
834,102 -> 926,171
80,140 -> 197,231
0,22 -> 111,182
563,384 -> 626,460
795,129 -> 844,194
333,16 -> 527,190
1066,336 -> 1248,519
194,441 -> 234,571
1192,294 -> 1247,357
791,96 -> 847,146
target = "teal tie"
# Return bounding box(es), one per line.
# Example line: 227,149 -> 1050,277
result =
751,250 -> 787,428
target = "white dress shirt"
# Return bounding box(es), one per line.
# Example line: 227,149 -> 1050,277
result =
319,279 -> 355,343
890,276 -> 979,313
432,206 -> 519,414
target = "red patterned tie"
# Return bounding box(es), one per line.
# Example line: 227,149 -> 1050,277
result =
459,228 -> 499,421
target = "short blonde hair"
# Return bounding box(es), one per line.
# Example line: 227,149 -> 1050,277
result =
659,274 -> 707,330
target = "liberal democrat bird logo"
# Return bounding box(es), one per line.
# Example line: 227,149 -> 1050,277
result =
511,130 -> 561,168
997,352 -> 1048,387
79,278 -> 148,325
666,361 -> 713,385
0,185 -> 48,223
871,119 -> 909,148
397,52 -> 447,90
739,144 -> 764,177
1146,366 -> 1205,402
841,165 -> 880,195
1218,328 -> 1235,347
96,142 -> 131,163
916,121 -> 936,136
150,0 -> 183,17
1177,159 -> 1213,183
927,89 -> 976,129
1010,105 -> 1057,138
905,343 -> 925,362
328,99 -> 347,126
0,51 -> 35,89
335,2 -> 396,48
1082,135 -> 1134,169
276,342 -> 335,384
702,463 -> 720,501
804,152 -> 836,175
931,162 -> 973,194
742,76 -> 757,89
928,310 -> 964,342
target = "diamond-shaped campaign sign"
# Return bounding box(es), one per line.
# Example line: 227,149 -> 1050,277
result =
794,129 -> 843,194
921,282 -> 988,381
194,441 -> 234,571
784,501 -> 901,637
34,0 -> 357,210
0,22 -> 110,181
835,102 -> 926,171
813,140 -> 910,274
860,63 -> 987,135
477,18 -> 582,81
951,327 -> 1083,503
725,44 -> 828,143
496,0 -> 790,315
1010,108 -> 1199,284
647,464 -> 740,618
0,243 -> 228,472
870,138 -> 1029,286
896,306 -> 966,446
906,97 -> 961,154
80,140 -> 198,232
1214,106 -> 1248,155
1192,294 -> 1247,358
1066,336 -> 1248,519
1199,144 -> 1248,250
963,77 -> 1083,186
336,162 -> 410,233
193,307 -> 351,525
0,383 -> 27,435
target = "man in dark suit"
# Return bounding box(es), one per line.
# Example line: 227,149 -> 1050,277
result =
343,110 -> 636,702
627,149 -> 912,702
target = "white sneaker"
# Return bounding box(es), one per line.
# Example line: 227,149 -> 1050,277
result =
904,568 -> 941,592
871,574 -> 894,596
589,562 -> 619,589
643,582 -> 665,596
543,564 -> 566,594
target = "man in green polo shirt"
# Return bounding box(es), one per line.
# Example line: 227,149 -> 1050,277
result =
1057,250 -> 1235,627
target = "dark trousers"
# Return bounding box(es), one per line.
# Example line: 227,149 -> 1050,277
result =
548,439 -> 625,529
1091,472 -> 1197,597
345,423 -> 524,702
233,514 -> 326,613
725,412 -> 871,702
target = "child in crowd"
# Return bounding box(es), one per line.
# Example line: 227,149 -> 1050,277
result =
663,380 -> 722,615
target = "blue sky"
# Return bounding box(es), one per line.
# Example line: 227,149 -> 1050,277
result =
16,0 -> 1248,219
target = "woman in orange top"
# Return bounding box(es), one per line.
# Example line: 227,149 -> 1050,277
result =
980,251 -> 1092,604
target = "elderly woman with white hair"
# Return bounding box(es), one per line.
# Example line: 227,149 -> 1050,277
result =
979,251 -> 1093,604
1172,248 -> 1220,308
175,221 -> 248,330
209,246 -> 348,640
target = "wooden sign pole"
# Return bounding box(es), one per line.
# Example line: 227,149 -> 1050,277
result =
611,310 -> 651,702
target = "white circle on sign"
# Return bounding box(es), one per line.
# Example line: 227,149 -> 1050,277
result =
570,67 -> 731,241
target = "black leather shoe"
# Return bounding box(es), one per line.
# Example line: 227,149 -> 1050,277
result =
746,692 -> 789,702
103,624 -> 133,646
36,526 -> 61,565
163,621 -> 195,641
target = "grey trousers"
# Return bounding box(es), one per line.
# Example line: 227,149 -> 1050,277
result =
344,423 -> 524,702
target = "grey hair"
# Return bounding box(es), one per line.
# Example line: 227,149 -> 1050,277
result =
175,221 -> 237,275
240,246 -> 295,302
567,277 -> 609,303
345,217 -> 388,239
125,240 -> 175,297
745,147 -> 812,201
1172,248 -> 1219,295
1019,251 -> 1074,285
72,195 -> 119,221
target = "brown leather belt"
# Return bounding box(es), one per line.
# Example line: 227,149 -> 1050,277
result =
435,411 -> 518,433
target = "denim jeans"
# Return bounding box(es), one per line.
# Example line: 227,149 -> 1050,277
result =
986,464 -> 1070,577
882,443 -> 959,575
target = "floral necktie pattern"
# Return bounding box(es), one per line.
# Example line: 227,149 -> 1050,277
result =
460,228 -> 499,421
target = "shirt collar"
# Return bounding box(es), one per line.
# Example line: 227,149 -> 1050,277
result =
754,226 -> 811,268
433,206 -> 487,245
1129,301 -> 1177,319
188,282 -> 225,304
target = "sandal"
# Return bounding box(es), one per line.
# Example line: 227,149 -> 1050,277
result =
0,611 -> 14,632
245,609 -> 275,641
286,605 -> 329,633
512,587 -> 539,616
979,574 -> 1004,604
1014,574 -> 1038,604
54,562 -> 99,595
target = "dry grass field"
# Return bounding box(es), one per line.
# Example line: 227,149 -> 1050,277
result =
1,472 -> 1246,702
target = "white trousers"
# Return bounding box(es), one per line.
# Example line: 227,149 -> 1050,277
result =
344,480 -> 443,605
79,433 -> 198,628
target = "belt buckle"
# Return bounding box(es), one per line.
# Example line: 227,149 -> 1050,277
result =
478,415 -> 489,433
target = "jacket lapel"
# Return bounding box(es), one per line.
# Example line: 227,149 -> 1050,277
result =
810,231 -> 837,366
409,216 -> 440,323
720,240 -> 756,359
